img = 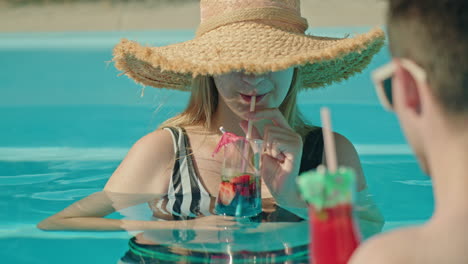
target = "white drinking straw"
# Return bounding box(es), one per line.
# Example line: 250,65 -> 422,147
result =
246,96 -> 256,140
320,107 -> 338,172
219,126 -> 226,134
241,96 -> 256,172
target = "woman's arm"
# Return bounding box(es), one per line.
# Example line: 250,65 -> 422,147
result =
37,129 -> 175,231
36,191 -> 167,231
330,133 -> 385,239
278,132 -> 385,236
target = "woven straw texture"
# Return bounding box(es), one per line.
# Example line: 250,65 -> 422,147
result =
113,0 -> 385,91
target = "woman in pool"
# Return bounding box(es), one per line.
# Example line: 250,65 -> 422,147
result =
38,0 -> 384,254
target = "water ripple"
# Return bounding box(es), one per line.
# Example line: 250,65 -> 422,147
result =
0,172 -> 66,186
21,188 -> 101,201
394,180 -> 432,187
55,174 -> 109,185
0,147 -> 127,161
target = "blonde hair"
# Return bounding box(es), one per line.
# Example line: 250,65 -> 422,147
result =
160,69 -> 315,138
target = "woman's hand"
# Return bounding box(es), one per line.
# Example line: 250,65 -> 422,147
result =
240,108 -> 305,207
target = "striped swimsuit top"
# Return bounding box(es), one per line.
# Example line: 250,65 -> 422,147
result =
149,126 -> 324,220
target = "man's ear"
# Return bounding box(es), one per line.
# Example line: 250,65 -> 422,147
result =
394,59 -> 422,115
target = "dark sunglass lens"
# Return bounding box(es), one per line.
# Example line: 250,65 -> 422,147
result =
383,77 -> 393,106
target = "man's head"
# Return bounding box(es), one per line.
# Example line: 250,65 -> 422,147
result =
388,0 -> 468,114
384,0 -> 467,173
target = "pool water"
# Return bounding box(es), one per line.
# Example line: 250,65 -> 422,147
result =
0,28 -> 434,263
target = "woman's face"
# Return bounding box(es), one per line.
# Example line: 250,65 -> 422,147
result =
213,68 -> 294,117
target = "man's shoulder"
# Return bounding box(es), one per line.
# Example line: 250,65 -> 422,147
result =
349,227 -> 421,264
349,235 -> 399,264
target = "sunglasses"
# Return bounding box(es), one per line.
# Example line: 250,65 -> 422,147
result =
371,59 -> 427,111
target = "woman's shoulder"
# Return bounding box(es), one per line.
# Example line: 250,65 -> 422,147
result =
131,128 -> 175,158
104,128 -> 176,193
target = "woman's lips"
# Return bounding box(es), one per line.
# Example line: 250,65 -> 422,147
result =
240,93 -> 267,103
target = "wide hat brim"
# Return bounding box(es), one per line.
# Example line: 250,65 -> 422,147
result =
113,22 -> 385,91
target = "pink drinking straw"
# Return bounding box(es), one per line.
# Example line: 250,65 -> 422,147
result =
320,107 -> 338,173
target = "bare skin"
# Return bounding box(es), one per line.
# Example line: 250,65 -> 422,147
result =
349,59 -> 468,264
38,69 -> 383,240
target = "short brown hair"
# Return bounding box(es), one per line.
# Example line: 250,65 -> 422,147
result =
387,0 -> 468,114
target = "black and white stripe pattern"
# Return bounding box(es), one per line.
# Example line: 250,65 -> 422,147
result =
162,127 -> 213,219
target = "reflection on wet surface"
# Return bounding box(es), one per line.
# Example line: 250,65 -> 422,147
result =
107,192 -> 310,263
4,157 -> 433,263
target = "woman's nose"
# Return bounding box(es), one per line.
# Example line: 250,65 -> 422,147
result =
242,73 -> 266,86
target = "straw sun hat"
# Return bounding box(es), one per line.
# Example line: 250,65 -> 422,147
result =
113,0 -> 385,91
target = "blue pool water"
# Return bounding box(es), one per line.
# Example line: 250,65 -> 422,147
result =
0,28 -> 434,263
